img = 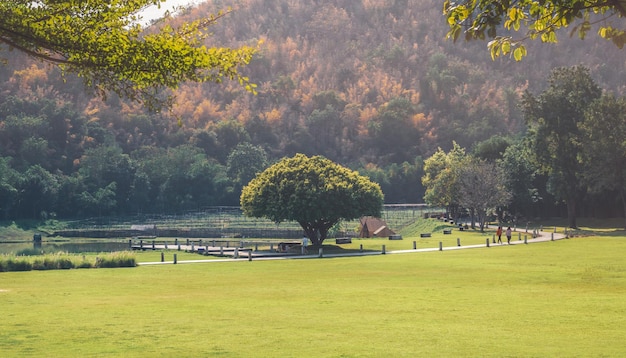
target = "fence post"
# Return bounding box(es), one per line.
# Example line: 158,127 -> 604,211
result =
413,241 -> 417,250
140,240 -> 143,249
161,252 -> 164,262
186,238 -> 190,246
255,243 -> 258,252
165,242 -> 168,249
234,248 -> 239,259
359,244 -> 363,252
220,246 -> 224,256
382,245 -> 386,254
128,239 -> 132,249
524,235 -> 527,244
248,251 -> 252,261
486,238 -> 490,247
175,238 -> 178,245
439,242 -> 443,251
457,238 -> 461,247
551,233 -> 554,241
518,232 -> 521,241
270,243 -> 274,252
173,254 -> 177,264
318,248 -> 323,258
492,235 -> 495,244
191,242 -> 194,252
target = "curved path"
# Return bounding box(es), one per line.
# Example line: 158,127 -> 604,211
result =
138,231 -> 569,266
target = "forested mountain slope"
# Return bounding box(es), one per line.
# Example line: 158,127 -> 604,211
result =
0,0 -> 623,218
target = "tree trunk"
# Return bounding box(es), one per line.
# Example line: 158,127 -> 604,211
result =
621,188 -> 626,230
566,198 -> 577,229
298,220 -> 336,247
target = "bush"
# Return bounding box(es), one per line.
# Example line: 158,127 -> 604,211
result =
16,248 -> 44,256
1,251 -> 135,272
95,251 -> 136,268
6,258 -> 32,271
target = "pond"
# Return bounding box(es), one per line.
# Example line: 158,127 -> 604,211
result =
0,239 -> 130,255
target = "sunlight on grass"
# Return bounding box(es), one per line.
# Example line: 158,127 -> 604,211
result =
1,236 -> 625,357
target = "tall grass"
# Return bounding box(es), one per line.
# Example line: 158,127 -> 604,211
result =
0,251 -> 136,272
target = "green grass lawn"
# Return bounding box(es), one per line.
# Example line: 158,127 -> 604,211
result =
1,235 -> 625,357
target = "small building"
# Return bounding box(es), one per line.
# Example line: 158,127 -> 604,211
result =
359,216 -> 395,238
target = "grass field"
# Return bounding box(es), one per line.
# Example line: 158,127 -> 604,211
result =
1,235 -> 625,357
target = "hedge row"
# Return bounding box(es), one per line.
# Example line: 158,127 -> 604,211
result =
0,251 -> 136,272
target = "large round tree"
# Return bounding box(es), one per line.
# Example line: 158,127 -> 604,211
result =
240,154 -> 384,247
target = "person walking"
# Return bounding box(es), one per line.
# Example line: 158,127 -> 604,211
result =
496,226 -> 503,244
506,227 -> 512,244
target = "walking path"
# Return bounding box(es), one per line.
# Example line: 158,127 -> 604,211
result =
138,231 -> 569,266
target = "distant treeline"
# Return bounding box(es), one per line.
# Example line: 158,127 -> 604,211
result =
1,0 -> 625,221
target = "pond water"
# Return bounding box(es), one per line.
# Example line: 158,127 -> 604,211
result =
0,240 -> 130,255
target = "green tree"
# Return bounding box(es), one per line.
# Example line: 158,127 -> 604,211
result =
0,0 -> 256,110
579,94 -> 626,228
368,97 -> 421,163
498,139 -> 540,221
78,146 -> 137,214
0,157 -> 20,219
16,164 -> 59,219
422,142 -> 468,221
444,0 -> 626,60
522,66 -> 601,228
472,136 -> 511,162
78,182 -> 117,217
241,154 -> 384,246
226,143 -> 269,190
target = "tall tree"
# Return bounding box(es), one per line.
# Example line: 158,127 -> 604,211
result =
522,66 -> 601,228
458,159 -> 511,231
579,94 -> 626,228
443,0 -> 626,60
422,142 -> 468,221
0,0 -> 256,110
498,139 -> 540,221
0,157 -> 20,219
241,154 -> 384,247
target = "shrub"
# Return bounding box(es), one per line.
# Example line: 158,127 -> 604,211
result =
95,251 -> 136,268
6,258 -> 32,271
16,248 -> 44,256
1,251 -> 135,272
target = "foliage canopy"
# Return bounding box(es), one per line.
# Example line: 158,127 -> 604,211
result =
0,0 -> 256,110
443,0 -> 626,60
240,154 -> 384,246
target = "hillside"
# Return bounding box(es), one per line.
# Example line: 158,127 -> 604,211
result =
0,0 -> 624,218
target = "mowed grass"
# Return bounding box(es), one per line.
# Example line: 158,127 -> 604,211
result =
1,237 -> 626,357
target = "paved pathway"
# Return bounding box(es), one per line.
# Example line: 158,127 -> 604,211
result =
138,231 -> 569,266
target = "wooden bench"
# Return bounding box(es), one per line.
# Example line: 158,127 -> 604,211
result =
420,233 -> 431,238
277,242 -> 301,253
388,235 -> 403,240
335,237 -> 352,244
443,229 -> 452,234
